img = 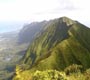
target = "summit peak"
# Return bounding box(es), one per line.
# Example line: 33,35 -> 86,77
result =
59,16 -> 76,26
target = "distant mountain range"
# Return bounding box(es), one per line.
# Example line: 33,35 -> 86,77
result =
18,21 -> 47,44
13,17 -> 90,80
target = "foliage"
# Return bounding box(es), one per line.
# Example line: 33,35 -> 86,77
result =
84,69 -> 90,80
13,17 -> 90,80
21,17 -> 90,72
64,64 -> 83,75
13,68 -> 90,80
33,70 -> 67,80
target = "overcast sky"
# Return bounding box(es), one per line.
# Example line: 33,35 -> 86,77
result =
0,0 -> 90,33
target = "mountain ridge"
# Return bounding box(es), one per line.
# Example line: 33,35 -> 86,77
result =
13,16 -> 90,80
21,16 -> 90,69
18,21 -> 48,44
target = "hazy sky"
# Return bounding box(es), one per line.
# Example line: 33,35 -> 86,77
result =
0,0 -> 90,33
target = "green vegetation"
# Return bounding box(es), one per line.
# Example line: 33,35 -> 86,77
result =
13,65 -> 90,80
64,64 -> 83,75
21,17 -> 90,70
12,17 -> 90,80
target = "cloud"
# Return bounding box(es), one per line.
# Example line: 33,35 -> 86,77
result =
0,0 -> 90,26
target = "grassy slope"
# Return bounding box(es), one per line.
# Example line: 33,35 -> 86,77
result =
13,17 -> 90,80
22,17 -> 72,66
29,22 -> 90,71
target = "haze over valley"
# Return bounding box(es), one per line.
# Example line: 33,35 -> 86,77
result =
0,0 -> 90,80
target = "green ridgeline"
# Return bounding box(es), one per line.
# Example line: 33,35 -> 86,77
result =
13,17 -> 90,80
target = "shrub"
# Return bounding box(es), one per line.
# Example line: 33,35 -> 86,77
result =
64,64 -> 83,75
84,69 -> 90,80
32,70 -> 67,80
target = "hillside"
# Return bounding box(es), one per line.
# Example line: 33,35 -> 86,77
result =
18,21 -> 47,44
13,17 -> 90,80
